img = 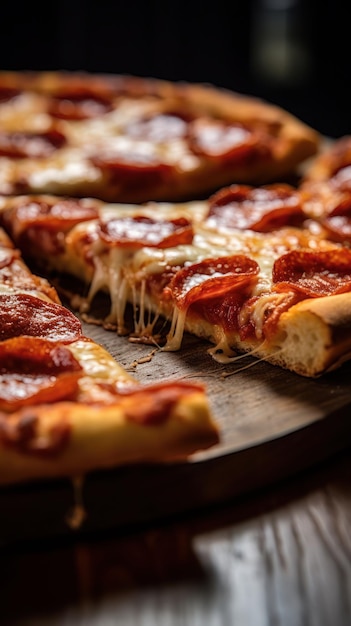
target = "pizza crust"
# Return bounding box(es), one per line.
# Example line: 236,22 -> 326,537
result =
0,389 -> 218,486
175,81 -> 320,180
178,293 -> 351,378
3,190 -> 351,380
265,293 -> 351,377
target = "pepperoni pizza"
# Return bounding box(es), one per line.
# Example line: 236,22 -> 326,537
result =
1,70 -> 350,491
2,135 -> 351,386
0,70 -> 319,203
0,227 -> 219,486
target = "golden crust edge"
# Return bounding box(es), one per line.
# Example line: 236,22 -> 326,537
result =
0,390 -> 219,486
264,293 -> 351,377
167,293 -> 351,378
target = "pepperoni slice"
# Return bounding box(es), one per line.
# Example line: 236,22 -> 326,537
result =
0,249 -> 41,294
1,199 -> 99,258
0,294 -> 82,343
0,129 -> 66,159
0,86 -> 20,103
124,113 -> 189,142
90,149 -> 173,188
6,198 -> 99,233
0,336 -> 82,411
207,184 -> 304,232
167,255 -> 260,310
0,254 -> 56,295
99,215 -> 194,248
322,196 -> 351,242
47,92 -> 113,120
188,119 -> 264,162
272,249 -> 351,296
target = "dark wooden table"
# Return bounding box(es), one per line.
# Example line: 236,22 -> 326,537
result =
1,314 -> 351,625
1,446 -> 350,626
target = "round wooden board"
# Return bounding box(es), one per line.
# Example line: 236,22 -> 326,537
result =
1,313 -> 351,546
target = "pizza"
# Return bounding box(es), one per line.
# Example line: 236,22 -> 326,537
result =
2,131 -> 351,389
0,70 -> 320,203
0,226 -> 220,486
1,70 -> 350,493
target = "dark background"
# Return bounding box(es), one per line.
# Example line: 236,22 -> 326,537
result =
1,0 -> 349,139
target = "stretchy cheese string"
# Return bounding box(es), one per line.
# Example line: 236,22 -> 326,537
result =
220,348 -> 285,377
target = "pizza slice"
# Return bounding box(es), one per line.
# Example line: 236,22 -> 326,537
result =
0,70 -> 320,203
2,183 -> 351,380
0,227 -> 219,486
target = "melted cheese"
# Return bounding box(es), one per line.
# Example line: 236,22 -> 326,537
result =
241,292 -> 288,340
69,203 -> 330,355
0,93 -> 50,132
0,92 -> 206,195
69,339 -> 133,382
2,198 -> 329,358
0,282 -> 55,302
165,308 -> 188,351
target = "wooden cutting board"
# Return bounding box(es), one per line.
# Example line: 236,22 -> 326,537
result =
1,312 -> 351,546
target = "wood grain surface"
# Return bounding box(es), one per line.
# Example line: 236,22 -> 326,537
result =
1,447 -> 350,625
